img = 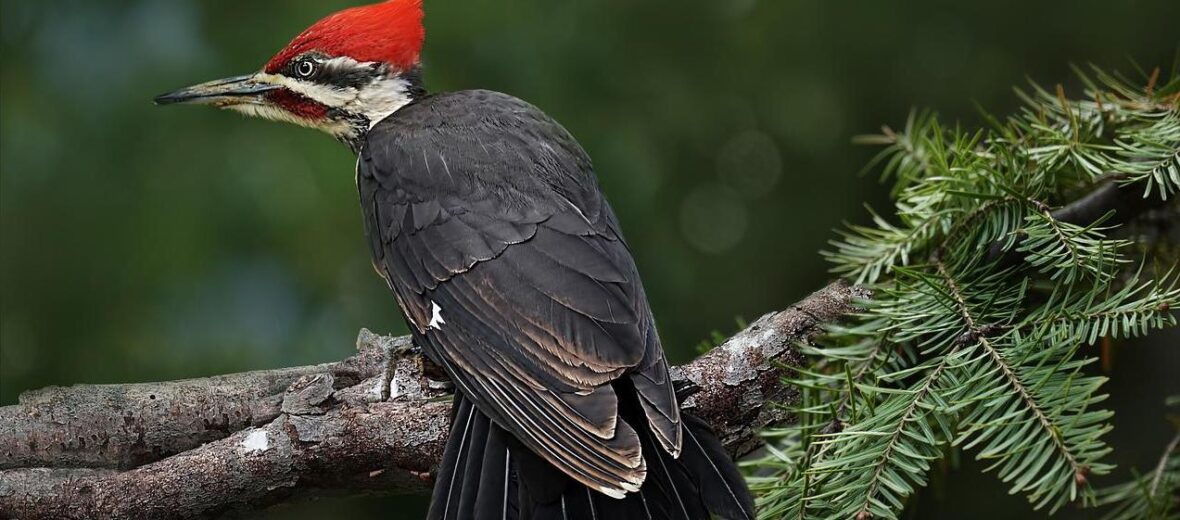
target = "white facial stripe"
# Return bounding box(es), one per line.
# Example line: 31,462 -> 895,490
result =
355,75 -> 414,129
320,56 -> 373,76
226,102 -> 351,135
253,56 -> 414,139
255,72 -> 355,107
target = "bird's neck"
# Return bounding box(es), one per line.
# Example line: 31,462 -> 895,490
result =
336,65 -> 426,154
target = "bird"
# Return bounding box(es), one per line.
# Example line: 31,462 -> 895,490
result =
155,1 -> 756,518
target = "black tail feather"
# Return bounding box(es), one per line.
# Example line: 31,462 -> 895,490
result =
472,426 -> 517,520
429,392 -> 473,520
678,414 -> 756,520
455,398 -> 491,515
427,390 -> 755,520
430,391 -> 518,520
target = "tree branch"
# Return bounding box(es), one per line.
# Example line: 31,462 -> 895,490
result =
0,281 -> 870,519
988,180 -> 1175,262
1053,180 -> 1170,228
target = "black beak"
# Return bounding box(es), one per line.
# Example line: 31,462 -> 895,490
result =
154,74 -> 280,106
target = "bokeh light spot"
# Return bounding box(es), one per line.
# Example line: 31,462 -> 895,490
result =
679,183 -> 748,254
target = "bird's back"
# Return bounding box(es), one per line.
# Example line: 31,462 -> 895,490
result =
359,89 -> 753,519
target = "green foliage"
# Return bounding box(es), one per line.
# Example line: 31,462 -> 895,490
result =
754,66 -> 1180,519
1094,398 -> 1180,520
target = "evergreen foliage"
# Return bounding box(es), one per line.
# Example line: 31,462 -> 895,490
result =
1093,397 -> 1180,520
751,65 -> 1180,519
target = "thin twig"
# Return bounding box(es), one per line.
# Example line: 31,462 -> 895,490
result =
1148,430 -> 1180,498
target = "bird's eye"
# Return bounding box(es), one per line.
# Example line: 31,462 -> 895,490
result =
294,59 -> 317,79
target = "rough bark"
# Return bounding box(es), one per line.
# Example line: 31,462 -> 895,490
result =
0,281 -> 870,520
0,334 -> 409,471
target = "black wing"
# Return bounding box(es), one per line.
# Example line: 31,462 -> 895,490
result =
358,90 -> 681,497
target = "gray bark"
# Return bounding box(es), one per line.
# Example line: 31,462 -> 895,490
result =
0,281 -> 869,520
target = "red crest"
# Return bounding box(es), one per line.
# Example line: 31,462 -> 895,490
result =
265,0 -> 425,73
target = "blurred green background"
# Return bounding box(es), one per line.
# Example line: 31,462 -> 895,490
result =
1,0 -> 1177,518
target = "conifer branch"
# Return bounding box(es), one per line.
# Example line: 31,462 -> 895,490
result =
1093,398 -> 1180,519
852,350 -> 957,519
1149,431 -> 1180,498
933,259 -> 1083,483
757,64 -> 1180,520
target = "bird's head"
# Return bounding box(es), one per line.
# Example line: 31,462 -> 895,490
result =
155,0 -> 425,150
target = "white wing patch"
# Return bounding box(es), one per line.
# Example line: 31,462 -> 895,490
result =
428,301 -> 446,330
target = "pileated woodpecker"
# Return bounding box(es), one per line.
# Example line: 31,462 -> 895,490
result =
156,1 -> 754,518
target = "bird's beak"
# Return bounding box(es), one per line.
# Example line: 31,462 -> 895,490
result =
154,73 -> 280,107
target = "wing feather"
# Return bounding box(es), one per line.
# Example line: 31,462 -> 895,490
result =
358,90 -> 684,496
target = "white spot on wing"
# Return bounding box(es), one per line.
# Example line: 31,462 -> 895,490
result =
428,301 -> 446,330
240,429 -> 270,454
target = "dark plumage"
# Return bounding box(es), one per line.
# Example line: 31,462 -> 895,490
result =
358,89 -> 755,519
155,0 -> 750,515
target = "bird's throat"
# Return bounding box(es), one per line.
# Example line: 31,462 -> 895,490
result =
335,66 -> 425,153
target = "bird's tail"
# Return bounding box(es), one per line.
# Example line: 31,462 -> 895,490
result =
427,391 -> 519,520
427,390 -> 755,520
